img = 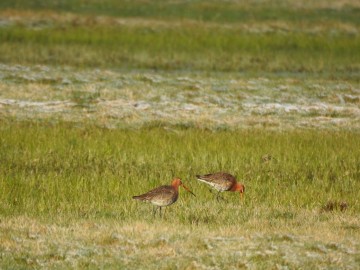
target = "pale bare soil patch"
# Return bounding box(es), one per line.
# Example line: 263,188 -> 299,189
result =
1,64 -> 359,130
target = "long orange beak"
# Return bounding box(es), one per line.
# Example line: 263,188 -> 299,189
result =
182,184 -> 196,196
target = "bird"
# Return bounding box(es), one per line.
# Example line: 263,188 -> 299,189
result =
132,177 -> 195,217
195,172 -> 245,201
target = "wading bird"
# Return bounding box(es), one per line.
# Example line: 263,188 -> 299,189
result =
196,172 -> 245,201
132,178 -> 195,217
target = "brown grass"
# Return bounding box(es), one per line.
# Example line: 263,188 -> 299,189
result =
1,214 -> 359,269
0,9 -> 358,34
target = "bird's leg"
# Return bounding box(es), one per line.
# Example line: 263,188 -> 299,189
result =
216,191 -> 227,202
216,191 -> 221,202
159,207 -> 162,218
153,206 -> 157,217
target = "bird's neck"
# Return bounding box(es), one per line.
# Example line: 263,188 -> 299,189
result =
171,183 -> 180,190
229,182 -> 239,192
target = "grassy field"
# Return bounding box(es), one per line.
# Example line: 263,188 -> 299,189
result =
0,64 -> 359,130
0,122 -> 359,268
0,1 -> 359,74
1,0 -> 359,23
0,0 -> 360,269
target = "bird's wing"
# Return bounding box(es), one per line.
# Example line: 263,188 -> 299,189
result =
133,185 -> 175,201
196,172 -> 236,190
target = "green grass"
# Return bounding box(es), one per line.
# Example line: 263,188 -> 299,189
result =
0,1 -> 360,268
0,121 -> 359,268
0,29 -> 358,75
0,23 -> 359,73
1,0 -> 360,24
0,0 -> 359,74
1,121 -> 359,220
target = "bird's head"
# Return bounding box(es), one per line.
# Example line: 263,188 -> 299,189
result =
233,183 -> 245,199
171,177 -> 182,187
171,177 -> 196,196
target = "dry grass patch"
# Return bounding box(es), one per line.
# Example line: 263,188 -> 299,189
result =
1,64 -> 360,130
0,215 -> 359,269
0,9 -> 358,34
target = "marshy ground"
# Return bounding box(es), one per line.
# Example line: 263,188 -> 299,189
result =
0,64 -> 359,130
0,0 -> 359,269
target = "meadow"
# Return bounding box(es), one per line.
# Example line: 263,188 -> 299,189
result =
0,0 -> 360,269
0,2 -> 359,74
0,123 -> 359,268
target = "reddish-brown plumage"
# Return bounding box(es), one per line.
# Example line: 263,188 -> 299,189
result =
133,178 -> 195,216
196,172 -> 245,200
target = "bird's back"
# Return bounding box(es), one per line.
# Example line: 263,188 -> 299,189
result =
196,172 -> 236,191
133,185 -> 178,206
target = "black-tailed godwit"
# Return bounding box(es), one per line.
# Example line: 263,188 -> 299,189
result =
133,177 -> 195,217
196,172 -> 245,201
